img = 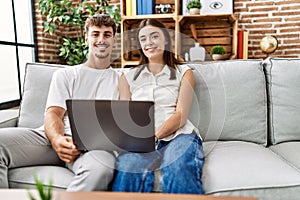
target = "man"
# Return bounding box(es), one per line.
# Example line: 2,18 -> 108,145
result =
0,14 -> 119,191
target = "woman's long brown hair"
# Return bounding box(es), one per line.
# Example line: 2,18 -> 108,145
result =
134,19 -> 181,80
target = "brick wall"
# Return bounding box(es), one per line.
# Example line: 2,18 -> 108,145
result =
235,0 -> 300,59
35,0 -> 300,65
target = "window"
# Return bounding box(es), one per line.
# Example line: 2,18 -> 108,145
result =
0,0 -> 36,109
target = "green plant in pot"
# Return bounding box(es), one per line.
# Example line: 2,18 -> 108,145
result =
27,175 -> 53,200
187,0 -> 202,15
210,45 -> 227,60
38,0 -> 121,65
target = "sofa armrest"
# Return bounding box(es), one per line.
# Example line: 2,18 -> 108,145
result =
0,109 -> 19,128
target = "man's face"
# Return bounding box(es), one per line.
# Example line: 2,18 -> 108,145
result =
86,25 -> 116,60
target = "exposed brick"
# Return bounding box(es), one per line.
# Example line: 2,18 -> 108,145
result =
276,1 -> 300,5
275,22 -> 300,28
246,2 -> 275,7
241,13 -> 269,19
253,18 -> 282,23
245,24 -> 273,29
250,7 -> 278,13
250,30 -> 276,35
280,28 -> 300,33
273,11 -> 300,16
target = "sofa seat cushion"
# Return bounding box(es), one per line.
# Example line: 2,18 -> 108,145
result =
202,141 -> 300,194
188,60 -> 267,145
269,142 -> 300,170
8,166 -> 74,190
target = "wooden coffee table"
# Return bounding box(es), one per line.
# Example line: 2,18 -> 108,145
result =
0,189 -> 257,200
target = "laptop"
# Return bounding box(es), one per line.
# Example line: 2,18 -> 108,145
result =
66,99 -> 155,153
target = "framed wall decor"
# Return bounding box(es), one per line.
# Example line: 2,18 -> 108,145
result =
201,0 -> 234,15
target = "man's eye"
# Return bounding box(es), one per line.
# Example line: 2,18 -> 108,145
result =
140,38 -> 146,42
105,34 -> 112,38
92,34 -> 99,37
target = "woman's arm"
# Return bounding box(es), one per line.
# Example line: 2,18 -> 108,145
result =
155,69 -> 195,139
119,73 -> 131,100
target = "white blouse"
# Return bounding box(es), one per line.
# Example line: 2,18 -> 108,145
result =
124,64 -> 199,141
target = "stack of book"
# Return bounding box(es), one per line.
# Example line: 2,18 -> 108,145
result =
126,0 -> 154,16
237,30 -> 249,59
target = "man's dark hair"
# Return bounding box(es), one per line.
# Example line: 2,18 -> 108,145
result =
85,14 -> 116,36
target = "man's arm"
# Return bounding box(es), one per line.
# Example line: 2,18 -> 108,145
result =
44,106 -> 81,163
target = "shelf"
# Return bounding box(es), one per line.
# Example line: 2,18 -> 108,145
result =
178,14 -> 238,60
122,14 -> 177,20
120,0 -> 238,67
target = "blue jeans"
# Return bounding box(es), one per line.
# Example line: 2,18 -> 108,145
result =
112,133 -> 204,194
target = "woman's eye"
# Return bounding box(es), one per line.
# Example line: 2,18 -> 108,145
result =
152,35 -> 159,39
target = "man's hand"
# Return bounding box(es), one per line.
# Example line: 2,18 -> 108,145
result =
51,135 -> 81,163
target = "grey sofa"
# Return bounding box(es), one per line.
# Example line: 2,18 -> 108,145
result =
1,58 -> 300,200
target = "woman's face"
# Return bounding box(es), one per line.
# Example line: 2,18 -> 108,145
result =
138,25 -> 168,62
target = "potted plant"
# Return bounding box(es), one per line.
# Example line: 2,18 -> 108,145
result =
27,175 -> 52,200
210,45 -> 227,60
187,0 -> 202,15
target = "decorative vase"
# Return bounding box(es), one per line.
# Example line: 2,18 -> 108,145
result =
212,54 -> 226,61
189,8 -> 200,15
190,42 -> 205,61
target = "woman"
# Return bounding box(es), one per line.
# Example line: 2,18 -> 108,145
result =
112,19 -> 204,194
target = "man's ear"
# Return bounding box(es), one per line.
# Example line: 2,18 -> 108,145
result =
85,33 -> 88,45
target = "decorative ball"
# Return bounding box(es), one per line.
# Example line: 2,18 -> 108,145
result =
260,35 -> 278,54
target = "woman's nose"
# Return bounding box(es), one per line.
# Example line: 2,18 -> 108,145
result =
145,36 -> 152,45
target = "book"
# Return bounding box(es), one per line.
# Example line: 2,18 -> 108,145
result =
237,30 -> 244,59
237,30 -> 249,59
137,0 -> 143,15
132,0 -> 137,16
140,0 -> 154,15
243,31 -> 249,59
126,0 -> 132,16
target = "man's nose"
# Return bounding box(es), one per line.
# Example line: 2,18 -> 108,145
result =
97,34 -> 105,44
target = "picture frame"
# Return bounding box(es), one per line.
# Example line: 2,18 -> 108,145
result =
201,0 -> 234,15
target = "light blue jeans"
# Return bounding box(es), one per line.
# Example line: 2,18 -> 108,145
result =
112,133 -> 204,194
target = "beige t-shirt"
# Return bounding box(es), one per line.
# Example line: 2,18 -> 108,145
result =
124,64 -> 199,141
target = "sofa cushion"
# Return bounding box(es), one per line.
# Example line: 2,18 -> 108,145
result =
264,58 -> 300,144
18,63 -> 67,128
202,141 -> 300,195
9,166 -> 73,190
269,142 -> 300,170
188,60 -> 267,145
0,109 -> 19,128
